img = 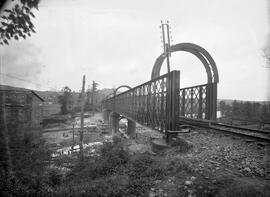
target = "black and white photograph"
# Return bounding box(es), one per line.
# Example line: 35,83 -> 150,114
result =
0,0 -> 269,196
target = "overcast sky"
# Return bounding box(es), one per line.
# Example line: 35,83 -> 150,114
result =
0,0 -> 269,101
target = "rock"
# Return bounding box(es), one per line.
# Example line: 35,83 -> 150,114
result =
199,163 -> 204,168
190,176 -> 196,181
151,138 -> 169,152
178,128 -> 190,133
245,139 -> 255,143
154,180 -> 162,184
185,180 -> 193,186
128,143 -> 150,154
243,167 -> 251,173
257,143 -> 265,148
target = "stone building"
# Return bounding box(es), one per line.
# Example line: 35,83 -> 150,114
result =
0,89 -> 44,144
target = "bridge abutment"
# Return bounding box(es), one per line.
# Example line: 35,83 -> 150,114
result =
103,109 -> 111,123
109,112 -> 120,134
127,119 -> 136,138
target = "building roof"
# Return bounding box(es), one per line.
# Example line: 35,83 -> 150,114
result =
31,91 -> 45,102
0,85 -> 44,102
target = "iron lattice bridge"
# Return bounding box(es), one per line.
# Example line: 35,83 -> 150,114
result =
103,70 -> 217,137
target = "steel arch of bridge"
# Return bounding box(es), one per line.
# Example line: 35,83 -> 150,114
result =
151,42 -> 219,83
151,42 -> 218,120
114,85 -> 132,96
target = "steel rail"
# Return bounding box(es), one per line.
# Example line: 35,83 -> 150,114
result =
211,122 -> 270,134
179,117 -> 270,142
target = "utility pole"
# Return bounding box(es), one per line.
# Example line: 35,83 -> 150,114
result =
79,75 -> 85,159
160,20 -> 173,73
91,80 -> 98,109
86,85 -> 91,106
72,124 -> 75,151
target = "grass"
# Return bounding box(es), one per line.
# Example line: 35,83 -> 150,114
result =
49,135 -> 171,196
2,134 -> 268,197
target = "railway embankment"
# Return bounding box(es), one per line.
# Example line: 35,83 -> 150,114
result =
5,112 -> 268,196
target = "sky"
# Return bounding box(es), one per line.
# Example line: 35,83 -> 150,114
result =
0,0 -> 269,101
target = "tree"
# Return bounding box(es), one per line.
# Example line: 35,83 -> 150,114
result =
251,102 -> 261,120
242,101 -> 253,119
0,0 -> 40,184
219,101 -> 226,117
232,100 -> 242,117
0,0 -> 39,45
261,103 -> 270,122
58,86 -> 73,114
91,81 -> 98,106
263,46 -> 270,66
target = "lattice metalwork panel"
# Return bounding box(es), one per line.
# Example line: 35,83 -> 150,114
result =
104,71 -> 180,132
180,84 -> 208,119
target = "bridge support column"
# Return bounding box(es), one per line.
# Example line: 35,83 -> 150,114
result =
103,109 -> 111,123
110,112 -> 120,134
127,119 -> 136,138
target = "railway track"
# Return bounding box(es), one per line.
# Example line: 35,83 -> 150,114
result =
179,117 -> 270,142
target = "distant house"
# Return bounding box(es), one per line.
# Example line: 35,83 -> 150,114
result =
0,88 -> 44,144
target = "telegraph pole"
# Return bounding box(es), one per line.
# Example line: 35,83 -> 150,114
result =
91,80 -> 98,108
79,75 -> 85,159
160,21 -> 173,73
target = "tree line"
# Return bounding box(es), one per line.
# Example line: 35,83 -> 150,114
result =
219,100 -> 270,122
57,82 -> 99,115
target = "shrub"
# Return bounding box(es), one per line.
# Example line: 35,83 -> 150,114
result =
69,136 -> 130,180
125,177 -> 150,197
47,168 -> 63,187
129,153 -> 154,178
170,137 -> 193,153
128,153 -> 167,180
168,157 -> 194,174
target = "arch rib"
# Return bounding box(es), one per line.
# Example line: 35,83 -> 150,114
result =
151,43 -> 219,84
114,85 -> 132,96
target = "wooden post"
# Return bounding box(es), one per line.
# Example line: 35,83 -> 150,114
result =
72,124 -> 75,151
80,75 -> 85,159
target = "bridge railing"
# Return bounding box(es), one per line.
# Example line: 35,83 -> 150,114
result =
179,83 -> 217,120
103,70 -> 180,134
